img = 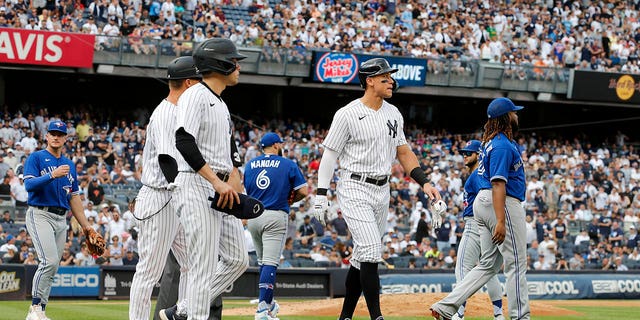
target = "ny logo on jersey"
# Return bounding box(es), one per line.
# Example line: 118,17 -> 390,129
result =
386,119 -> 398,138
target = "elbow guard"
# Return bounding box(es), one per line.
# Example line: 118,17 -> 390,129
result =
158,154 -> 178,183
175,128 -> 207,172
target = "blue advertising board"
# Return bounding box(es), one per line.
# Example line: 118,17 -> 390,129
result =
379,272 -> 640,299
50,266 -> 100,297
312,52 -> 427,88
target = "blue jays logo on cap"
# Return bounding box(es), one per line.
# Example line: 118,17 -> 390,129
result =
487,97 -> 524,118
260,132 -> 283,148
461,140 -> 482,153
48,120 -> 67,134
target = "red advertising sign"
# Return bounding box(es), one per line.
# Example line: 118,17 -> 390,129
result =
0,28 -> 95,68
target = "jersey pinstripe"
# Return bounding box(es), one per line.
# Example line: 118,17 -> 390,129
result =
176,82 -> 233,174
140,99 -> 178,188
322,99 -> 406,176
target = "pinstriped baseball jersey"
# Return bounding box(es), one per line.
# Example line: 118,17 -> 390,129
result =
322,99 -> 407,176
141,99 -> 179,188
176,82 -> 233,173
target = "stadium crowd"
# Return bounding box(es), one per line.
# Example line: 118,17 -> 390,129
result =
0,107 -> 637,273
2,0 -> 640,73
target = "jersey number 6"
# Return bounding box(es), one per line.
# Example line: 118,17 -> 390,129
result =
256,169 -> 271,190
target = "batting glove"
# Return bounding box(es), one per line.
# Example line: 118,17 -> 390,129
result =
313,195 -> 329,226
430,200 -> 447,230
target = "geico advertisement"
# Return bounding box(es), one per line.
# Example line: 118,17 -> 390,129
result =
380,273 -> 640,299
51,266 -> 100,296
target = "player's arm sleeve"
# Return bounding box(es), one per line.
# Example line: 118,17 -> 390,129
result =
175,128 -> 206,172
23,155 -> 54,192
230,135 -> 243,168
317,147 -> 338,192
158,154 -> 178,183
321,109 -> 350,154
488,147 -> 512,183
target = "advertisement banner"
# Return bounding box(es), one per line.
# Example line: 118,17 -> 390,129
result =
223,269 -> 331,298
569,70 -> 640,104
312,52 -> 427,87
0,28 -> 95,68
0,264 -> 26,300
50,266 -> 100,297
380,272 -> 640,299
101,266 -> 160,299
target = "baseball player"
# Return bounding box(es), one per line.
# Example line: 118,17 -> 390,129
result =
451,140 -> 504,320
25,120 -> 105,320
314,57 -> 442,320
431,97 -> 530,320
245,132 -> 308,320
160,37 -> 249,320
129,56 -> 201,320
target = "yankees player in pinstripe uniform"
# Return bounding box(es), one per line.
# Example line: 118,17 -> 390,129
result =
451,140 -> 504,320
129,56 -> 201,320
25,121 -> 103,320
161,38 -> 249,320
314,58 -> 441,320
431,98 -> 530,320
246,132 -> 308,320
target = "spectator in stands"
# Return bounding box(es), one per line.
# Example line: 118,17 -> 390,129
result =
627,226 -> 638,249
609,221 -> 625,247
74,244 -> 95,266
539,233 -> 558,268
24,251 -> 38,265
330,210 -> 348,237
107,234 -> 124,265
122,248 -> 139,265
87,177 -> 105,205
59,248 -> 75,266
1,210 -> 14,224
10,174 -> 27,207
533,254 -> 552,270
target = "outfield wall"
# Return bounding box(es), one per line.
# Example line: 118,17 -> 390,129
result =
2,264 -> 640,300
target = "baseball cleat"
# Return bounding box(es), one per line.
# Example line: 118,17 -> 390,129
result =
494,315 -> 506,320
159,305 -> 187,320
255,309 -> 279,320
430,308 -> 451,320
25,305 -> 48,320
451,312 -> 464,320
269,301 -> 280,318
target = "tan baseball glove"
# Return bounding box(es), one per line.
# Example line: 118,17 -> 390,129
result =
83,226 -> 106,256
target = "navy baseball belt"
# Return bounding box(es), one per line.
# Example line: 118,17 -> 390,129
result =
350,173 -> 389,186
35,206 -> 67,215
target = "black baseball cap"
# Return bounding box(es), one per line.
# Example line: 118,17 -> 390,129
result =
167,56 -> 201,80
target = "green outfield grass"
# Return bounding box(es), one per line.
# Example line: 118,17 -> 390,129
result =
0,299 -> 636,320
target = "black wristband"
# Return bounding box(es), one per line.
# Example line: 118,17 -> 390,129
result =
317,188 -> 328,196
410,167 -> 429,186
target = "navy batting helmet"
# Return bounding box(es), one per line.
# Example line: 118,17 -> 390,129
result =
192,38 -> 247,75
167,56 -> 200,80
358,58 -> 398,89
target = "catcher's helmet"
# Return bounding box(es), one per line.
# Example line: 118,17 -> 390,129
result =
358,58 -> 398,89
167,56 -> 200,80
193,38 -> 247,75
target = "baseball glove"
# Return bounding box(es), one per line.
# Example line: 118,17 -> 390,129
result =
83,227 -> 106,256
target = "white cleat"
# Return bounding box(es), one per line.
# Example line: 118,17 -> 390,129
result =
451,312 -> 464,320
26,305 -> 49,320
255,309 -> 279,320
269,301 -> 280,318
494,315 -> 506,320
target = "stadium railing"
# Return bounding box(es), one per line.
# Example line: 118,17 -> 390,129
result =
93,36 -> 570,94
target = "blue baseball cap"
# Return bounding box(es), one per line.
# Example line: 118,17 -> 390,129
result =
48,120 -> 67,134
461,140 -> 482,153
260,132 -> 283,148
487,97 -> 523,119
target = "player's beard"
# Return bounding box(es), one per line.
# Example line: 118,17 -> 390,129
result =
277,147 -> 283,157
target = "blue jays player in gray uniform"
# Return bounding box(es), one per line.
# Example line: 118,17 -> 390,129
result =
431,97 -> 530,320
25,121 -> 104,320
452,140 -> 504,320
245,132 -> 308,320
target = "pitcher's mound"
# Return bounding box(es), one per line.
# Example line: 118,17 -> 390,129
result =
223,293 -> 581,317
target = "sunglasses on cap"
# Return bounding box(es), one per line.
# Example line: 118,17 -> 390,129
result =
462,151 -> 475,157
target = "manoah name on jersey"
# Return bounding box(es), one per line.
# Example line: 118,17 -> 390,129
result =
250,159 -> 281,169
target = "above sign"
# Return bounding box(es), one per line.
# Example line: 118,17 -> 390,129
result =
0,27 -> 95,68
569,70 -> 640,104
312,52 -> 427,88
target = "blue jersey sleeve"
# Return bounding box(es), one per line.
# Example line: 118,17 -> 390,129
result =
23,152 -> 53,192
488,146 -> 513,183
289,162 -> 307,190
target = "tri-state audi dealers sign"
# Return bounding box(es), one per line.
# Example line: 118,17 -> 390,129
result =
0,28 -> 95,68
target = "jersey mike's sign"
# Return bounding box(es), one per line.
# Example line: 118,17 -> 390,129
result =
312,52 -> 427,88
0,27 -> 95,68
313,52 -> 359,83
